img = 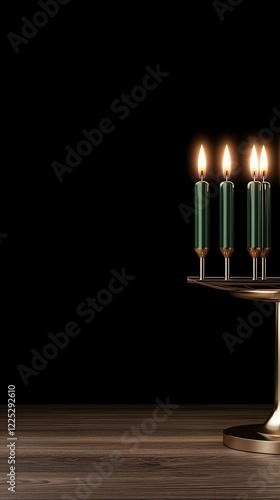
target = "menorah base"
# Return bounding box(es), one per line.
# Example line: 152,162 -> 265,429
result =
223,424 -> 280,454
187,276 -> 280,454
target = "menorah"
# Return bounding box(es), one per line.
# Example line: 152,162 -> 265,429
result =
188,144 -> 280,454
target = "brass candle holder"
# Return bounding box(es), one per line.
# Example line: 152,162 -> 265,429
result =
187,276 -> 280,454
248,247 -> 261,281
261,248 -> 271,281
220,247 -> 234,281
194,248 -> 209,281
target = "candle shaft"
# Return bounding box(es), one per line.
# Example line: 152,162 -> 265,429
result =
199,258 -> 205,281
225,258 -> 230,281
262,257 -> 267,280
252,257 -> 258,281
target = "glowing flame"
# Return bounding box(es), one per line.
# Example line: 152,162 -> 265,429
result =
222,145 -> 231,178
260,145 -> 268,179
198,145 -> 206,179
250,145 -> 259,179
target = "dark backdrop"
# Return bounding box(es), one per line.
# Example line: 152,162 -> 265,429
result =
2,0 -> 280,404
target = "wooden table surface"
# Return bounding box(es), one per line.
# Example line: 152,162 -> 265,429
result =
1,404 -> 280,499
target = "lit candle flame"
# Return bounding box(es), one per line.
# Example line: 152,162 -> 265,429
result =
198,144 -> 206,180
222,145 -> 231,179
260,145 -> 268,180
250,145 -> 259,179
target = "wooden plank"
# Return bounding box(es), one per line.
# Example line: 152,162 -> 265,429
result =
1,405 -> 280,499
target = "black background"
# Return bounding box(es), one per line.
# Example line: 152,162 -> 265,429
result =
1,0 -> 280,404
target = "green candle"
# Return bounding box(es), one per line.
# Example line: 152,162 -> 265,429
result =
220,145 -> 234,251
247,146 -> 262,251
195,180 -> 210,249
261,181 -> 271,248
260,146 -> 271,251
247,181 -> 262,248
194,145 -> 209,251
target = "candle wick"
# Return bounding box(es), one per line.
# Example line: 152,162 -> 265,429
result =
200,171 -> 204,181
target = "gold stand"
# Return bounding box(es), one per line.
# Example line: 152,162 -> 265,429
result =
187,277 -> 280,454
